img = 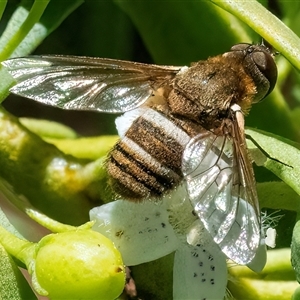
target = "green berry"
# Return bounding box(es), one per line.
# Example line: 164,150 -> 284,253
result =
32,230 -> 125,300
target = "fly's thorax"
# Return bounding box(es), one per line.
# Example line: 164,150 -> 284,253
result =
166,44 -> 277,127
166,56 -> 256,128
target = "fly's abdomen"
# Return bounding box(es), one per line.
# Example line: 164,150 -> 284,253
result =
107,108 -> 191,200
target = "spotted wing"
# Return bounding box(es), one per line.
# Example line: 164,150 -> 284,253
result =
182,120 -> 260,265
2,56 -> 181,113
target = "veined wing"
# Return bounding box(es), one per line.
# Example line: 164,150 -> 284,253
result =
2,56 -> 181,113
182,117 -> 260,265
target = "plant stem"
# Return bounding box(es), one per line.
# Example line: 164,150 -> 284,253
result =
26,209 -> 94,233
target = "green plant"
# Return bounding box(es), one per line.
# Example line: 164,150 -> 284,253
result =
0,0 -> 300,299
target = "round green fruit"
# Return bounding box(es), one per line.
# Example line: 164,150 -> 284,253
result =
33,230 -> 125,299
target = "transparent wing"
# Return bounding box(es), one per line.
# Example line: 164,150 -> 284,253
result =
2,56 -> 181,113
182,122 -> 260,265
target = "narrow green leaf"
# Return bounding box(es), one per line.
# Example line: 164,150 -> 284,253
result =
20,118 -> 117,159
210,0 -> 300,71
0,243 -> 37,300
0,1 -> 50,60
0,1 -> 83,60
19,118 -> 78,139
45,136 -> 118,160
275,1 -> 300,37
246,128 -> 300,196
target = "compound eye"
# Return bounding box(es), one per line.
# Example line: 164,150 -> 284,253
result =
230,43 -> 251,51
252,51 -> 272,73
252,50 -> 278,98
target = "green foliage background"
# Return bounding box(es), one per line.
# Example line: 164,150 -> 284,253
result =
0,0 -> 300,299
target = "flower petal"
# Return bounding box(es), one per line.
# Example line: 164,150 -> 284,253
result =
173,220 -> 227,300
90,200 -> 179,266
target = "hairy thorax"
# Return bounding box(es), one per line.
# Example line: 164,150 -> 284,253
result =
166,55 -> 257,130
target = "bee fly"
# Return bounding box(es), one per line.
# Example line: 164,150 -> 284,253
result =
2,43 -> 277,265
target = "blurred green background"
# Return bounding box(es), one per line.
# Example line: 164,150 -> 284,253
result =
0,2 -> 299,298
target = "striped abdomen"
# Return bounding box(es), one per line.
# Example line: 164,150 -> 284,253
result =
107,107 -> 202,200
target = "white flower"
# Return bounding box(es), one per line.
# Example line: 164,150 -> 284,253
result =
90,186 -> 228,299
90,184 -> 271,299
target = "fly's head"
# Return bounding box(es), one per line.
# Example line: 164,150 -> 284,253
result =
224,43 -> 278,113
